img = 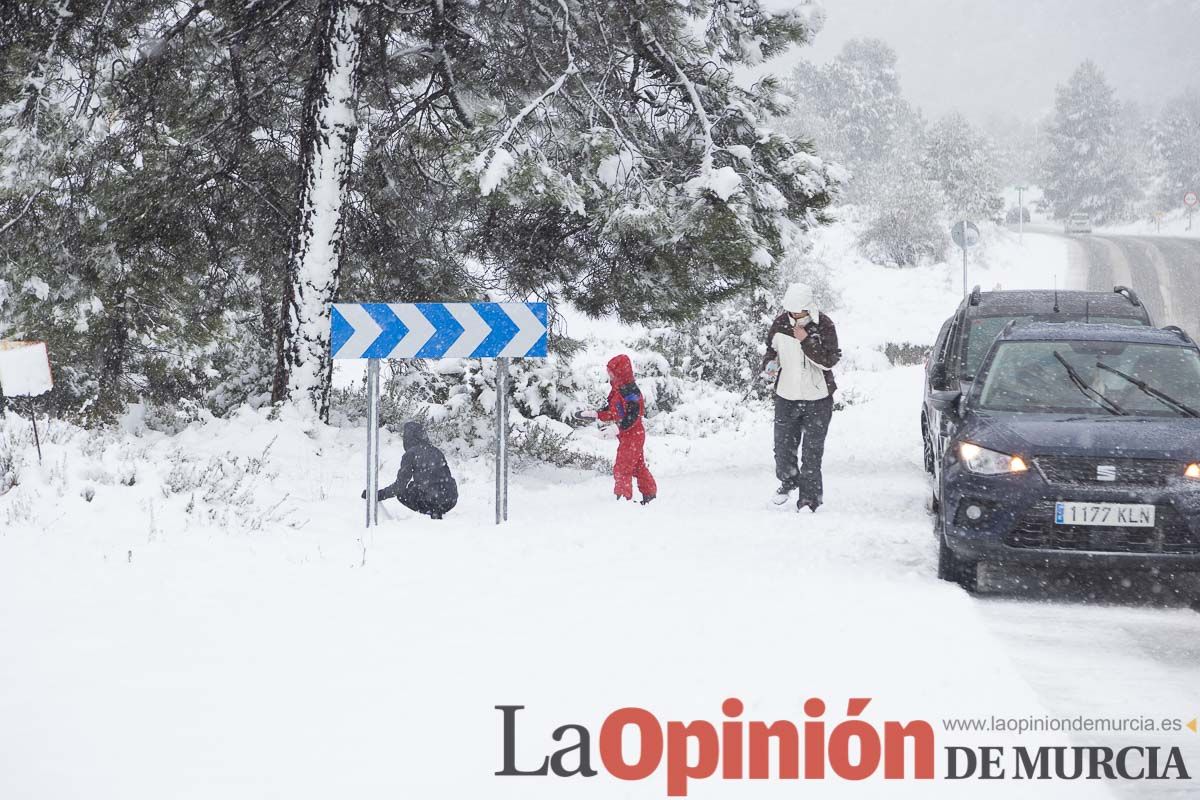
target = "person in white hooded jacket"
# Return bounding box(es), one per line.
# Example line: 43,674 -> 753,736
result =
759,282 -> 841,512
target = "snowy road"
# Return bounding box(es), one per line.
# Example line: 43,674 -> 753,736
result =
1041,227 -> 1200,332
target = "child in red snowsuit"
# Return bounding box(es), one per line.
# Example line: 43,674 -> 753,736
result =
594,354 -> 657,504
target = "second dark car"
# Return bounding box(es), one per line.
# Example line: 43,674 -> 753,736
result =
922,286 -> 1151,498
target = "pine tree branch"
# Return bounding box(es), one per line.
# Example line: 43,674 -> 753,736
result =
432,0 -> 472,128
0,191 -> 43,239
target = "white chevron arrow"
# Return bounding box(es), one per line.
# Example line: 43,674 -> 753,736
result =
443,303 -> 491,358
388,303 -> 436,358
335,304 -> 382,359
498,303 -> 546,357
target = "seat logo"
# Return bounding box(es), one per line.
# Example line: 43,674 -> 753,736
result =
1096,465 -> 1117,482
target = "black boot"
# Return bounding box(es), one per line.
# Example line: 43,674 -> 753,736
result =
797,496 -> 822,513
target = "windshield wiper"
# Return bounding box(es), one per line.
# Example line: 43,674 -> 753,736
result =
1052,351 -> 1127,416
1095,361 -> 1200,418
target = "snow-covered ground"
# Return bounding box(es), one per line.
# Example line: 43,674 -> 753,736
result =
2,222 -> 1197,798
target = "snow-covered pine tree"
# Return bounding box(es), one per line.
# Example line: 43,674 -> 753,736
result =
1042,61 -> 1140,224
921,113 -> 1003,222
273,0 -> 365,418
449,0 -> 840,323
784,38 -> 919,200
0,0 -> 249,418
1154,90 -> 1200,211
3,0 -> 842,424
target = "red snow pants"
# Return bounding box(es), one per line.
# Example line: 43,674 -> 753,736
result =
614,427 -> 656,500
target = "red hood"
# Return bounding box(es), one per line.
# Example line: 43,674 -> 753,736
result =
607,354 -> 634,386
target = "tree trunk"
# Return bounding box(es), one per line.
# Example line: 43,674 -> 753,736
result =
273,0 -> 364,419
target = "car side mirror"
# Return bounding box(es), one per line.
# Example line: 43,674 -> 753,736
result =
930,389 -> 962,420
929,362 -> 948,390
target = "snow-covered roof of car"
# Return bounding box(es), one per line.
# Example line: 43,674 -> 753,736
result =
968,289 -> 1147,318
997,322 -> 1193,345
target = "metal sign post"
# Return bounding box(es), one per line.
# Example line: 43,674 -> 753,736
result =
494,357 -> 510,524
1185,191 -> 1197,231
365,358 -> 380,528
951,221 -> 981,299
331,302 -> 548,527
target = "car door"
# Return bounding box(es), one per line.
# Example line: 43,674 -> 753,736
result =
924,314 -> 958,481
934,310 -> 973,495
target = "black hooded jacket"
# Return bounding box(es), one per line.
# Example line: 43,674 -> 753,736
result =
379,421 -> 458,512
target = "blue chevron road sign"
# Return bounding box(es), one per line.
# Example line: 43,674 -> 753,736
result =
330,302 -> 548,360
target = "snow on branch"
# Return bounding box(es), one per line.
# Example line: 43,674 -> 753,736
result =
472,57 -> 578,196
626,16 -> 715,177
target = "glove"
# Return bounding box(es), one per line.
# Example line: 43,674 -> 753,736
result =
762,359 -> 780,381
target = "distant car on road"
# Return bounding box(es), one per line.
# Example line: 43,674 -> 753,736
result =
1064,212 -> 1092,234
931,322 -> 1200,592
922,286 -> 1151,500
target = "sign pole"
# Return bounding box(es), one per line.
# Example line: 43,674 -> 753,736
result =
495,357 -> 509,525
502,358 -> 510,522
365,358 -> 380,528
951,221 -> 980,300
31,403 -> 43,464
962,244 -> 968,300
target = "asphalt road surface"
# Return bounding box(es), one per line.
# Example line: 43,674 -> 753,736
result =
1031,225 -> 1200,333
986,226 -> 1200,799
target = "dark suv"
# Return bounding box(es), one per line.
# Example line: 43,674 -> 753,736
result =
922,287 -> 1151,491
931,322 -> 1200,591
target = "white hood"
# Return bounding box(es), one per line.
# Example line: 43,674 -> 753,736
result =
781,283 -> 820,324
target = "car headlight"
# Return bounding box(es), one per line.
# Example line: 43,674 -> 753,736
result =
1185,463 -> 1200,480
959,442 -> 1028,475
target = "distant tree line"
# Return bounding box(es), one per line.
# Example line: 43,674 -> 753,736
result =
785,42 -> 1200,263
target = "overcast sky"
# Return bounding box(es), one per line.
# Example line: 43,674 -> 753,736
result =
756,0 -> 1200,124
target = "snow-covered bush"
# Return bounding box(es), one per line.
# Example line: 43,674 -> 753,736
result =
328,348 -> 686,463
637,247 -> 841,400
858,164 -> 948,266
143,399 -> 209,435
510,421 -> 612,474
0,431 -> 19,495
639,290 -> 775,398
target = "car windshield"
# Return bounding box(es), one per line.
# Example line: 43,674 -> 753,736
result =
978,340 -> 1200,416
963,315 -> 1144,379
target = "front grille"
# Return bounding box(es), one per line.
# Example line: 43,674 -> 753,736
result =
1004,501 -> 1200,554
1033,456 -> 1180,488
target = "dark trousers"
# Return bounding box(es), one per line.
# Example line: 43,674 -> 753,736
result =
379,482 -> 457,519
774,395 -> 834,501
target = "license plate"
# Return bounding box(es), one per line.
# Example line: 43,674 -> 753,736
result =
1054,501 -> 1155,527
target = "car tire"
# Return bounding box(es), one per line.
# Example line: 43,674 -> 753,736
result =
937,526 -> 978,593
921,416 -> 935,474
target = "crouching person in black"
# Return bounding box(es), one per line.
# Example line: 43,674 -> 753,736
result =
366,421 -> 458,519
